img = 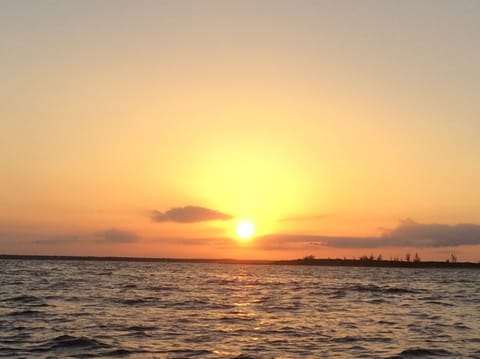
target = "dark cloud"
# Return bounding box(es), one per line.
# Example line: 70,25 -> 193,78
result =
152,206 -> 233,223
381,219 -> 480,247
258,220 -> 480,249
100,228 -> 138,243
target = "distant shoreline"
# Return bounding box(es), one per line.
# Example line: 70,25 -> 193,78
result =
1,254 -> 479,268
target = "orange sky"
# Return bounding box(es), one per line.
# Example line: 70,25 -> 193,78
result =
1,1 -> 480,261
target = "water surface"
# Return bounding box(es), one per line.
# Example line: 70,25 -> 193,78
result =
1,260 -> 479,358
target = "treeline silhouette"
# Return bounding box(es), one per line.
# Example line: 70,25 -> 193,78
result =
1,254 -> 478,268
275,253 -> 479,268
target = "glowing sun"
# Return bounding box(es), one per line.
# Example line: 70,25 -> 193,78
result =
236,220 -> 255,240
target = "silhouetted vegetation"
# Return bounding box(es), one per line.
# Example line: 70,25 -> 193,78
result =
448,253 -> 458,263
287,252 -> 478,268
0,254 -> 479,268
413,253 -> 421,263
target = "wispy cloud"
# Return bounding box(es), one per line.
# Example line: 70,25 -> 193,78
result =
99,228 -> 138,243
27,228 -> 139,245
280,215 -> 327,222
31,235 -> 80,245
258,219 -> 480,249
152,236 -> 232,247
152,205 -> 233,223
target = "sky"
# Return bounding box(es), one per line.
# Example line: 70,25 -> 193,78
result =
1,0 -> 480,261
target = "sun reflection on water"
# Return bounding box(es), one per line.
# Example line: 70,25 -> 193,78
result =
2,261 -> 479,358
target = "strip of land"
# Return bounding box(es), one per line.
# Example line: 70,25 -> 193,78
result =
1,254 -> 479,268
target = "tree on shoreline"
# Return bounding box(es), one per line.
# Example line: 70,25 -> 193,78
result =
413,253 -> 421,263
448,253 -> 458,263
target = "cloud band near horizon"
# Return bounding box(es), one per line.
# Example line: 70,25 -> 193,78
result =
259,219 -> 480,249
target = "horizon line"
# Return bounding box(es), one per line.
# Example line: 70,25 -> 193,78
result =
1,254 -> 479,268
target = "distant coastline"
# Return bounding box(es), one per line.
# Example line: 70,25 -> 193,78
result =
1,254 -> 479,268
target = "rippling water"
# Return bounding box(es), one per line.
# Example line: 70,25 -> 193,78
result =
1,259 -> 479,358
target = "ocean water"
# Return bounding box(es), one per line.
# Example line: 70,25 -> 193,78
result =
0,260 -> 479,358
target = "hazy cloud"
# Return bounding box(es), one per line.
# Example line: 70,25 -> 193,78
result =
256,234 -> 379,250
152,205 -> 233,223
280,215 -> 327,222
100,228 -> 138,243
31,235 -> 80,245
29,229 -> 139,244
152,236 -> 232,247
381,219 -> 480,247
259,220 -> 480,249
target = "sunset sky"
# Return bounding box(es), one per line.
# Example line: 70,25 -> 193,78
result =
1,0 -> 480,261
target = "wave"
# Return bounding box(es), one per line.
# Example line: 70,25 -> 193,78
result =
116,298 -> 151,305
102,348 -> 149,356
6,310 -> 45,317
346,284 -> 420,295
123,325 -> 158,331
1,295 -> 48,307
389,348 -> 453,357
32,335 -> 110,351
164,348 -> 214,357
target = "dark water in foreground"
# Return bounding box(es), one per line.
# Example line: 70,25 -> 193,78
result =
0,260 -> 479,358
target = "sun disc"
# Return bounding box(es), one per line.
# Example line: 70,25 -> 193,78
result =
236,220 -> 254,240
